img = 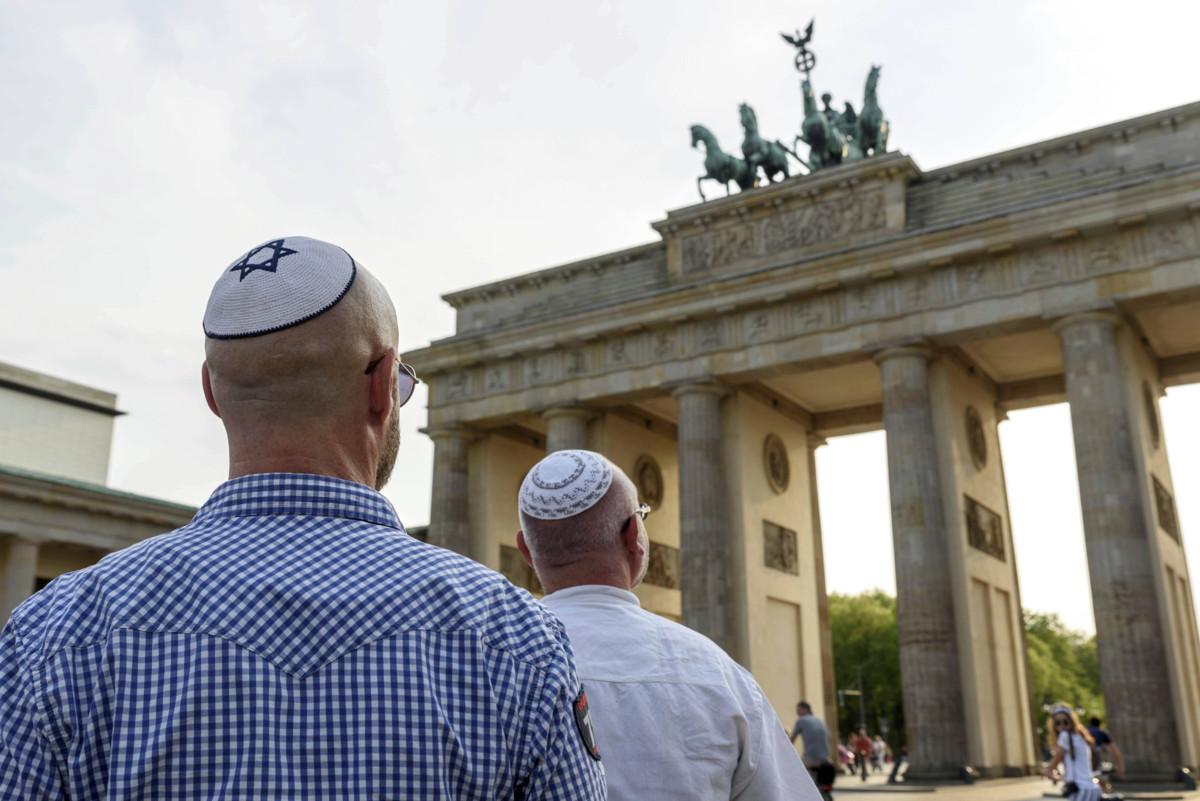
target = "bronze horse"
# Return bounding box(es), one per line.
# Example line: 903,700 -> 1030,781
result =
690,124 -> 755,201
795,79 -> 847,170
739,103 -> 806,184
857,65 -> 888,156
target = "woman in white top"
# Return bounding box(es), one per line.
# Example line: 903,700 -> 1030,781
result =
1042,704 -> 1101,801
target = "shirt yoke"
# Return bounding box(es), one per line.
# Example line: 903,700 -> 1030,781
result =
10,514 -> 569,679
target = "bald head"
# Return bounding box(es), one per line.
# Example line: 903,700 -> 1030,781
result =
202,243 -> 403,490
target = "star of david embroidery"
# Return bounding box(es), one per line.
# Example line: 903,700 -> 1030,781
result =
229,239 -> 298,282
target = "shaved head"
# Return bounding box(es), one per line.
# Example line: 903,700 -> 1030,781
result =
203,263 -> 403,489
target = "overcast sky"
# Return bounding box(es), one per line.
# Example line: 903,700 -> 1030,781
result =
2,0 -> 1198,634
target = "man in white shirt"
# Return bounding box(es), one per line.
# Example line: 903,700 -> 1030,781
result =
516,449 -> 819,801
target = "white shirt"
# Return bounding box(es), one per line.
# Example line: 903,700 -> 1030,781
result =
1057,730 -> 1101,801
543,584 -> 819,801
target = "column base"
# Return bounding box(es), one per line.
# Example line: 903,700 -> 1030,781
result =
1113,767 -> 1197,788
901,765 -> 978,784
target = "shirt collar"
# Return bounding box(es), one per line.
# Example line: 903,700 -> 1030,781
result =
193,472 -> 403,530
542,584 -> 641,608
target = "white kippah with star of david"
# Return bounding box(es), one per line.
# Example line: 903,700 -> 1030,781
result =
519,450 -> 614,521
203,235 -> 357,339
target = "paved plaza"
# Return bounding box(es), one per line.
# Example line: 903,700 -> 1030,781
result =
834,775 -> 1198,801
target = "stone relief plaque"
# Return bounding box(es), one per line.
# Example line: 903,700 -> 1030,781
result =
1151,218 -> 1196,261
652,330 -> 677,359
790,297 -> 828,331
607,339 -> 628,366
634,455 -> 664,511
697,319 -> 722,351
745,310 -> 773,342
1143,381 -> 1161,450
1018,247 -> 1064,286
446,371 -> 468,400
964,495 -> 1005,562
1084,236 -> 1123,274
500,544 -> 543,595
523,356 -> 545,385
763,433 -> 790,494
644,541 -> 680,589
485,366 -> 509,392
681,189 -> 888,275
965,405 -> 988,470
1153,476 -> 1180,542
763,520 -> 799,575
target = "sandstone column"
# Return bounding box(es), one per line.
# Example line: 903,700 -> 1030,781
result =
1,536 -> 39,622
807,433 -> 839,749
427,426 -> 474,557
875,347 -> 967,779
672,382 -> 736,657
1053,312 -> 1180,779
543,407 -> 592,453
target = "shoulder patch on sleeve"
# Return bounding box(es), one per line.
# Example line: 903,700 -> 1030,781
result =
573,687 -> 601,762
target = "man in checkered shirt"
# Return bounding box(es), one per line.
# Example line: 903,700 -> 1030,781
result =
0,237 -> 606,799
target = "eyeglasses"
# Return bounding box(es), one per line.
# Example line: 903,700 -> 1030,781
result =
1053,718 -> 1070,729
619,504 -> 652,537
365,354 -> 420,408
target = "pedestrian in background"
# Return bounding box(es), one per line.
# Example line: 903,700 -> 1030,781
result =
888,745 -> 907,784
1087,715 -> 1125,783
871,735 -> 887,773
791,701 -> 837,800
852,728 -> 873,781
1042,704 -> 1100,801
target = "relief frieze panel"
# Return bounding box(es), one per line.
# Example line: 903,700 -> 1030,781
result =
428,219 -> 1195,407
564,348 -> 589,377
681,189 -> 888,275
1018,245 -> 1073,287
743,309 -> 775,343
898,271 -> 944,311
1082,234 -> 1126,275
1147,217 -> 1197,262
652,329 -> 678,360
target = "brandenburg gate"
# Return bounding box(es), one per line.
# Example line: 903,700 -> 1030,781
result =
404,102 -> 1200,781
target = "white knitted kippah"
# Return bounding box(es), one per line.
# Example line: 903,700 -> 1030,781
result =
519,450 -> 614,521
203,236 -> 357,339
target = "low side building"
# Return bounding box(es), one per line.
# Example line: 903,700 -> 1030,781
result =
0,361 -> 196,621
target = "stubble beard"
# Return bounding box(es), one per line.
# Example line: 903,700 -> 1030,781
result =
374,404 -> 401,490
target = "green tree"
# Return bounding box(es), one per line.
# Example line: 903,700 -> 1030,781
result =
828,593 -> 1104,753
1023,610 -> 1104,746
829,590 -> 905,748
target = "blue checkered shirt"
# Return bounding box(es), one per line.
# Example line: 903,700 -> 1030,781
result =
0,473 -> 606,800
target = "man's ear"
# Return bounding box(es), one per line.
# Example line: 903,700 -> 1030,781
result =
516,530 -> 534,567
368,348 -> 397,420
201,362 -> 221,418
622,516 -> 642,556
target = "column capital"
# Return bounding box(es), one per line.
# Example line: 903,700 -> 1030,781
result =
421,425 -> 476,443
1050,310 -> 1122,336
872,345 -> 933,365
541,406 -> 595,424
806,432 -> 828,450
669,379 -> 727,400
